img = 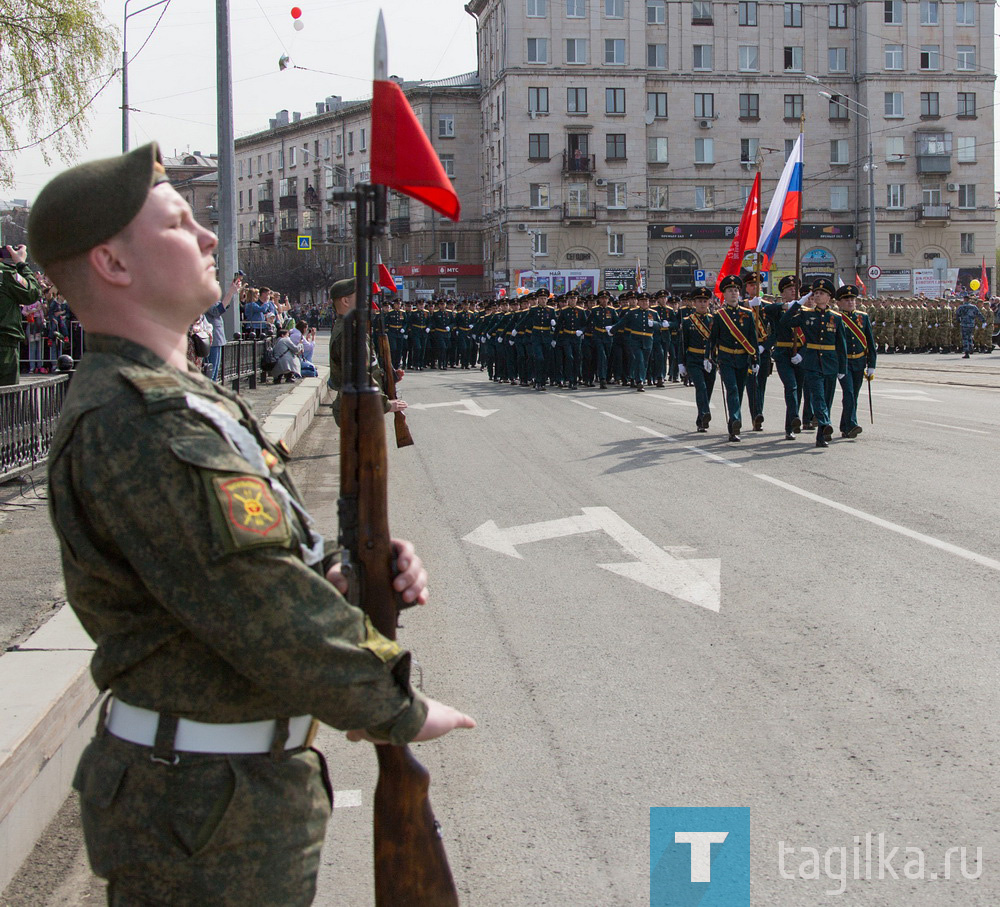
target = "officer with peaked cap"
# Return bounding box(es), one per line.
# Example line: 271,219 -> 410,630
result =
835,284 -> 876,438
30,143 -> 473,903
710,275 -> 759,440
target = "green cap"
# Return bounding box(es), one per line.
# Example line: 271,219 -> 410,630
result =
28,142 -> 169,270
329,278 -> 356,299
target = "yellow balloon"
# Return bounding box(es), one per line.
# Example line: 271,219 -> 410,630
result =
970,279 -> 981,290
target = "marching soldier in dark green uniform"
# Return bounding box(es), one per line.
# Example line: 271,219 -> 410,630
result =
763,275 -> 807,440
742,272 -> 770,431
0,243 -> 43,385
780,277 -> 848,448
709,275 -> 759,441
406,298 -> 428,369
835,285 -> 876,439
679,287 -> 717,431
515,289 -> 553,389
29,143 -> 474,905
384,296 -> 407,369
427,298 -> 452,368
589,288 -> 617,389
555,288 -> 585,388
612,291 -> 657,391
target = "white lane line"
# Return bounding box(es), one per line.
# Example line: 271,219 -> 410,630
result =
913,420 -> 988,435
755,474 -> 1000,573
334,789 -> 363,808
570,399 -> 598,410
647,393 -> 698,408
602,412 -> 632,424
638,426 -> 742,468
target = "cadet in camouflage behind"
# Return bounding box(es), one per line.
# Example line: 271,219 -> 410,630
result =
29,143 -> 474,906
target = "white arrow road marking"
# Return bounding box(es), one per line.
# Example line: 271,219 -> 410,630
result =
334,790 -> 363,808
462,506 -> 721,611
407,399 -> 498,417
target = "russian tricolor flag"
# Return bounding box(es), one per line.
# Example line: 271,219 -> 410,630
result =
755,134 -> 803,272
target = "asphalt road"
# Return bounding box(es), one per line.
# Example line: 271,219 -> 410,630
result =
8,352 -> 999,906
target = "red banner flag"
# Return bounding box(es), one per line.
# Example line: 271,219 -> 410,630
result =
980,257 -> 989,300
371,79 -> 461,221
855,272 -> 867,295
715,172 -> 760,297
377,261 -> 396,293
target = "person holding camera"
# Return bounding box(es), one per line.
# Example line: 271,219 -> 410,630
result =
204,273 -> 242,381
1,243 -> 43,385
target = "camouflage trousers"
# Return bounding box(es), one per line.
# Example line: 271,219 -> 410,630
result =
74,728 -> 333,906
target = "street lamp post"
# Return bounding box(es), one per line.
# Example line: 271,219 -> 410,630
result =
122,0 -> 170,152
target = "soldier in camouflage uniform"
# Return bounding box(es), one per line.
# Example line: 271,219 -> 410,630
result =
0,243 -> 43,385
29,143 -> 474,906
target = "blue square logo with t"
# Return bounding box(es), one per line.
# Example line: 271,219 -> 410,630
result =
650,807 -> 750,906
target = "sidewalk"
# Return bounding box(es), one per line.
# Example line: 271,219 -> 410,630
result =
0,339 -> 331,895
875,349 -> 1000,389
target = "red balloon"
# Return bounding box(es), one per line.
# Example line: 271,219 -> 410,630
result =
290,6 -> 302,18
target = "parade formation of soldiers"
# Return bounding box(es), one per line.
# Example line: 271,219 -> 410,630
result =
376,278 -> 994,449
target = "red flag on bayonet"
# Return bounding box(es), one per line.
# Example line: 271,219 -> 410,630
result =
979,257 -> 989,300
855,272 -> 868,295
377,261 -> 395,293
371,79 -> 461,221
715,172 -> 760,297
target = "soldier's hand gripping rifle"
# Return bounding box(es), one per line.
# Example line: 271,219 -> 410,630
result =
373,299 -> 414,448
336,182 -> 459,906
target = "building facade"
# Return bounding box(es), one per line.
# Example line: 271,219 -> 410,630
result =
466,0 -> 995,295
234,75 -> 484,298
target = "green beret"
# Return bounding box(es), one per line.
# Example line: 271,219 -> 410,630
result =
28,143 -> 169,270
329,278 -> 356,299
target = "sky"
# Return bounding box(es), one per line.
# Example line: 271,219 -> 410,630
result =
6,0 -> 479,202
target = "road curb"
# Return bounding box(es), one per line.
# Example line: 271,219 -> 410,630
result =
0,368 -> 332,893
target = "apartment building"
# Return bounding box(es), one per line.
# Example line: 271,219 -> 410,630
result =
466,0 -> 995,295
234,74 -> 483,298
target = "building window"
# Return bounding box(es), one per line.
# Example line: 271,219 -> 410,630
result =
566,38 -> 588,63
647,137 -> 669,163
566,0 -> 586,16
956,136 -> 975,163
738,138 -> 759,166
920,1 -> 938,25
528,133 -> 550,159
694,93 -> 714,118
606,133 -> 627,159
279,176 -> 297,197
608,233 -> 624,255
956,46 -> 976,71
607,182 -> 627,208
279,209 -> 298,231
605,38 -> 625,64
694,137 -> 714,164
739,93 -> 759,119
784,139 -> 796,160
957,184 -> 975,208
830,186 -> 848,210
955,2 -> 975,25
530,183 -> 550,208
647,92 -> 668,118
784,94 -> 803,119
830,140 -> 849,165
334,136 -> 342,156
649,184 -> 669,209
440,154 -> 455,177
323,138 -> 330,158
957,92 -> 976,118
606,88 -> 626,114
647,0 -> 665,24
829,47 -> 847,72
527,0 -> 547,16
783,46 -> 802,71
288,146 -> 296,167
886,184 -> 905,208
567,87 -> 587,113
884,92 -> 903,117
888,233 -> 903,255
248,188 -> 253,206
440,241 -> 457,261
605,0 -> 624,16
960,233 -> 975,254
884,45 -> 903,69
828,94 -> 849,120
527,38 -> 549,62
695,186 -> 714,210
884,0 -> 902,24
346,133 -> 353,154
257,181 -> 272,201
738,1 -> 757,25
529,87 -> 549,114
531,232 -> 548,256
738,45 -> 759,71
692,0 -> 712,22
919,45 -> 940,70
693,45 -> 713,70
885,137 -> 905,162
920,92 -> 939,118
784,3 -> 802,26
647,44 -> 667,68
829,3 -> 847,27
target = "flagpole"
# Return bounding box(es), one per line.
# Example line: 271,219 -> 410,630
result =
794,116 -> 804,285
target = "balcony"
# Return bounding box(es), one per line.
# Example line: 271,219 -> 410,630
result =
562,202 -> 597,224
257,198 -> 273,214
916,203 -> 950,222
390,216 -> 411,235
916,154 -> 951,175
279,228 -> 300,244
278,194 -> 298,210
562,151 -> 596,175
258,231 -> 275,245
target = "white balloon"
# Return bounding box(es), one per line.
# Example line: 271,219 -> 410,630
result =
293,18 -> 304,30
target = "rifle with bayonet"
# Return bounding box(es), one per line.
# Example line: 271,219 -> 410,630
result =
335,180 -> 459,907
372,294 -> 414,448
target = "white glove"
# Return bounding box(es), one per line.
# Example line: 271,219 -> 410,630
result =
401,332 -> 407,337
837,373 -> 846,380
508,340 -> 514,346
511,329 -> 517,337
797,292 -> 812,306
758,344 -> 765,354
575,330 -> 583,337
749,296 -> 761,307
550,340 -> 557,348
425,327 -> 431,333
550,319 -> 557,327
703,358 -> 714,373
752,364 -> 760,376
605,326 -> 613,335
791,353 -> 803,365
662,320 -> 670,328
865,367 -> 875,377
678,363 -> 687,377
446,326 -> 452,332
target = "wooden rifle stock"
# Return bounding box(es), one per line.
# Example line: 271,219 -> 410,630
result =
374,312 -> 414,448
338,183 -> 458,907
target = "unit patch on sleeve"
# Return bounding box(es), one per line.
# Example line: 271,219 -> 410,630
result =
211,475 -> 291,550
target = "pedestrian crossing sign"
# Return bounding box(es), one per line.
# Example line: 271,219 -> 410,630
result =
297,236 -> 312,251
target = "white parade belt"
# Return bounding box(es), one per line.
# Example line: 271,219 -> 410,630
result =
106,697 -> 313,754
